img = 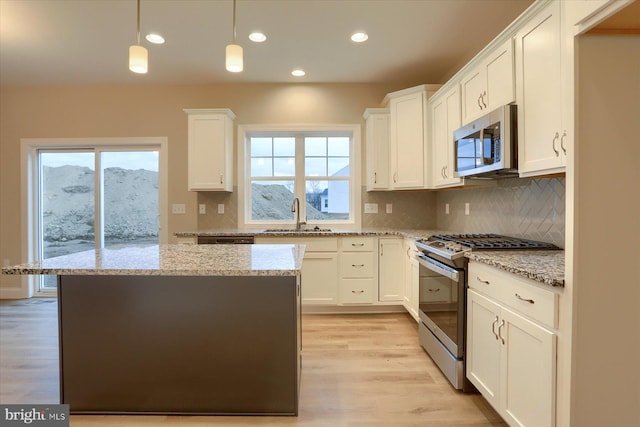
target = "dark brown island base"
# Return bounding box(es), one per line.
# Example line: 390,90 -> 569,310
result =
2,244 -> 305,415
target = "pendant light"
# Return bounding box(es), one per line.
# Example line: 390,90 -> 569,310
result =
129,0 -> 148,74
225,0 -> 243,72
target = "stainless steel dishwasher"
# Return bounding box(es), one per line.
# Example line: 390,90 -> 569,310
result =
197,235 -> 255,244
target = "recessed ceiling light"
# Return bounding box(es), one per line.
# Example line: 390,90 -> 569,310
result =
351,32 -> 368,43
145,33 -> 165,44
291,69 -> 305,77
249,32 -> 267,42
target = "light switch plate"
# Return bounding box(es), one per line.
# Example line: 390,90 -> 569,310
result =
172,204 -> 186,214
199,204 -> 206,214
465,202 -> 470,216
445,203 -> 450,215
386,203 -> 392,214
218,204 -> 225,214
364,203 -> 378,214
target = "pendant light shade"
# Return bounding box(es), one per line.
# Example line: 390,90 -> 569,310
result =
129,44 -> 148,74
226,44 -> 243,72
129,0 -> 148,74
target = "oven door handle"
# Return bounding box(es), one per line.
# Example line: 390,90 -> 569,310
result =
416,255 -> 459,282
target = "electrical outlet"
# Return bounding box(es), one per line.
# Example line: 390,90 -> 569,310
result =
445,203 -> 450,215
386,203 -> 392,214
465,202 -> 470,216
199,204 -> 206,214
172,204 -> 186,214
364,203 -> 378,214
218,204 -> 225,214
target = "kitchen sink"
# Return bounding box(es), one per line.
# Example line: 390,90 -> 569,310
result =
263,228 -> 332,233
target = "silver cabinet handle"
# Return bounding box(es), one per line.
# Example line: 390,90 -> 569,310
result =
515,293 -> 535,304
220,174 -> 223,184
380,243 -> 384,256
491,315 -> 499,340
352,264 -> 365,268
441,166 -> 445,179
481,91 -> 487,108
477,93 -> 483,109
374,172 -> 377,184
552,132 -> 560,156
427,288 -> 441,292
560,130 -> 567,155
351,290 -> 365,294
497,319 -> 505,344
476,276 -> 490,285
443,165 -> 448,179
393,172 -> 397,183
351,243 -> 365,247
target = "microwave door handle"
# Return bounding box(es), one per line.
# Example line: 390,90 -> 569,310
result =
478,128 -> 484,165
417,256 -> 459,282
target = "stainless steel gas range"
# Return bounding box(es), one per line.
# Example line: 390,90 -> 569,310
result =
414,233 -> 559,391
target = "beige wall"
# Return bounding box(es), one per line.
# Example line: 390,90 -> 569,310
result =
571,34 -> 640,426
0,82 -> 401,289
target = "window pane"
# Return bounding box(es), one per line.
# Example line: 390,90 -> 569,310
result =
251,158 -> 272,176
273,157 -> 295,176
305,180 -> 350,220
328,137 -> 350,156
101,151 -> 159,249
305,137 -> 327,156
328,158 -> 350,176
305,158 -> 326,177
273,137 -> 295,156
250,181 -> 295,221
251,138 -> 272,156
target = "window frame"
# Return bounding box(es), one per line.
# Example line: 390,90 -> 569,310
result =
237,124 -> 361,229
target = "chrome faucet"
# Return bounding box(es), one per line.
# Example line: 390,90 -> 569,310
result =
291,197 -> 306,231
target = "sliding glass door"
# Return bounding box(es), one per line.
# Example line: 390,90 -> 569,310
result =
38,148 -> 159,291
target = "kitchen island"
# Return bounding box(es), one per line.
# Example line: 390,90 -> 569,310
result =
2,244 -> 305,415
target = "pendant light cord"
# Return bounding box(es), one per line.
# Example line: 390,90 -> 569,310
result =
136,0 -> 141,45
232,0 -> 237,43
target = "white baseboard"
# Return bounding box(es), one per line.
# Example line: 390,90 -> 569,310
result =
302,304 -> 407,315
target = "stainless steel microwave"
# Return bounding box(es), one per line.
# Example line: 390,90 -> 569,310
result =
453,104 -> 517,178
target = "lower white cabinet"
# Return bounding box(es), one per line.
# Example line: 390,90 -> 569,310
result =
378,237 -> 404,302
467,262 -> 558,427
339,237 -> 377,305
403,239 -> 419,321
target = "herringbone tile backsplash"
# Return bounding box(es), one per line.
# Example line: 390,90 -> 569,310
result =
435,177 -> 565,248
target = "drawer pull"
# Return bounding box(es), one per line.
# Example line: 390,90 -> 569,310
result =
351,290 -> 365,294
497,319 -> 505,345
352,264 -> 365,268
515,293 -> 535,304
351,243 -> 365,247
491,315 -> 499,340
476,276 -> 490,285
428,288 -> 441,292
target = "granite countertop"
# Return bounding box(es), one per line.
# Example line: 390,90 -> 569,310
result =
176,228 -> 443,241
1,244 -> 306,277
466,250 -> 565,287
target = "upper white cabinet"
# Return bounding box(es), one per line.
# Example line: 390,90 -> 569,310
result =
184,109 -> 235,191
461,39 -> 515,125
431,84 -> 464,188
386,85 -> 439,190
515,1 -> 568,177
363,108 -> 391,191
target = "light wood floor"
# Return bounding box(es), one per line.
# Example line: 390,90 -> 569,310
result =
0,299 -> 506,426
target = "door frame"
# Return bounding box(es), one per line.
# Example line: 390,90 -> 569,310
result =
15,137 -> 168,298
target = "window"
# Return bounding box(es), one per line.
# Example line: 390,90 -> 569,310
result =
238,125 -> 361,228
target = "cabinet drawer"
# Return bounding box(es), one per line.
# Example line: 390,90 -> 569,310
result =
255,237 -> 338,252
341,237 -> 375,252
340,253 -> 376,278
339,278 -> 376,304
469,262 -> 558,328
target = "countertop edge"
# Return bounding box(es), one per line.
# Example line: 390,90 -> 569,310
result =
465,251 -> 565,288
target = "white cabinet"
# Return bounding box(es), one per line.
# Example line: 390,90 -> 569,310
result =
339,237 -> 377,304
255,237 -> 339,305
378,237 -> 404,302
403,239 -> 419,321
467,262 -> 558,427
363,108 -> 391,190
515,1 -> 568,177
184,109 -> 235,191
461,39 -> 515,124
431,84 -> 464,188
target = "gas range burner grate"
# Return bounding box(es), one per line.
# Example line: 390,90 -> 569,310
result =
430,234 -> 560,251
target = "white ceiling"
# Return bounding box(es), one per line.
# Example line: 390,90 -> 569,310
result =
0,0 -> 536,87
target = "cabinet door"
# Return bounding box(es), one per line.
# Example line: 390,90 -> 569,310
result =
431,96 -> 448,187
390,91 -> 425,189
432,86 -> 463,188
409,259 -> 420,321
461,67 -> 485,124
365,110 -> 390,190
186,112 -> 233,191
467,289 -> 502,409
516,1 -> 565,175
301,252 -> 339,305
378,238 -> 404,302
485,39 -> 515,111
501,307 -> 557,427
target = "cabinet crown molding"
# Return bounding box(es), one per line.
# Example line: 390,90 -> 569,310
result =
183,108 -> 236,120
